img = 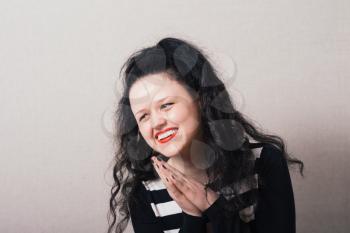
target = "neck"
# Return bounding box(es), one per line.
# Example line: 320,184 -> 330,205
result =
166,126 -> 211,184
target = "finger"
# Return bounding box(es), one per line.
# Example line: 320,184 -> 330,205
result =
154,159 -> 193,194
157,159 -> 211,205
163,161 -> 207,190
157,161 -> 185,189
165,178 -> 183,198
152,158 -> 171,185
153,157 -> 206,195
152,161 -> 187,201
165,177 -> 198,210
153,157 -> 186,181
152,156 -> 185,187
156,159 -> 197,192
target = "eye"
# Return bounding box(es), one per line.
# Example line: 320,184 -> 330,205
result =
161,102 -> 173,109
139,103 -> 173,122
139,113 -> 147,121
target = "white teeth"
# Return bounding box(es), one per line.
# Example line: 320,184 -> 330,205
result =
157,129 -> 177,140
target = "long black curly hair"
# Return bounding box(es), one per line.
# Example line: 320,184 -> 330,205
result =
107,37 -> 304,233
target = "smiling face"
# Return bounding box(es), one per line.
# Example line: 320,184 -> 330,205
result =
129,72 -> 202,159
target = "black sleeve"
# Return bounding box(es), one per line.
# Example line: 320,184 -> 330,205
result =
202,145 -> 296,233
252,145 -> 296,233
202,194 -> 242,233
178,212 -> 207,233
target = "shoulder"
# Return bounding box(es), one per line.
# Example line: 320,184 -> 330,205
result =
129,179 -> 159,223
260,144 -> 284,163
256,144 -> 288,177
130,178 -> 166,208
131,178 -> 162,201
129,180 -> 148,208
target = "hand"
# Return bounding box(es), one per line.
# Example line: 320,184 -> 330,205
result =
151,156 -> 219,213
152,156 -> 202,216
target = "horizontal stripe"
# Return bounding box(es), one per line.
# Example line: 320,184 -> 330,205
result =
164,228 -> 180,233
142,179 -> 166,191
150,200 -> 182,217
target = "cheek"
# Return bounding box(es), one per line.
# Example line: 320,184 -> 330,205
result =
167,106 -> 189,123
167,104 -> 200,127
138,125 -> 151,139
139,126 -> 157,147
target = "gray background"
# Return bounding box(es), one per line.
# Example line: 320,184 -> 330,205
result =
0,0 -> 349,232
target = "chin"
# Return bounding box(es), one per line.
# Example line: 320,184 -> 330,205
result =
162,143 -> 190,160
154,144 -> 181,157
156,149 -> 179,158
151,133 -> 190,158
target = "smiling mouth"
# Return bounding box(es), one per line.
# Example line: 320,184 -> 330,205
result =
157,129 -> 178,144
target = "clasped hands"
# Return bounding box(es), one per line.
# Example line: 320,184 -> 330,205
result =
151,156 -> 219,217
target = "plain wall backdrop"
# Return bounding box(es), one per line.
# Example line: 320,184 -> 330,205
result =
0,0 -> 349,232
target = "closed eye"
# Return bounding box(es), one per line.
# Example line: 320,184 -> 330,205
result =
139,103 -> 174,122
161,102 -> 173,109
139,113 -> 147,121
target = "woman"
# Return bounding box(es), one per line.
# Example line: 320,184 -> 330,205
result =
107,37 -> 304,233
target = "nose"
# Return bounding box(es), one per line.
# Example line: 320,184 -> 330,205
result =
150,112 -> 166,129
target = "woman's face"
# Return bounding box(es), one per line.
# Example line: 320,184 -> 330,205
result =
129,72 -> 202,159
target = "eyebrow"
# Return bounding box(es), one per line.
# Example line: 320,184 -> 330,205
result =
135,96 -> 171,116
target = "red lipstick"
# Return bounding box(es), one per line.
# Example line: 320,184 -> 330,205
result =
158,130 -> 178,143
155,127 -> 178,139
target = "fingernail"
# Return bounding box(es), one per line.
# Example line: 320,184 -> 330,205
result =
162,164 -> 167,169
166,177 -> 169,182
156,164 -> 159,168
171,175 -> 175,179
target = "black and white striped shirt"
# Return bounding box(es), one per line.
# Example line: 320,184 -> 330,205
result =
129,143 -> 296,233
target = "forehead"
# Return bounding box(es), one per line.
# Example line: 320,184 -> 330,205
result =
129,72 -> 192,110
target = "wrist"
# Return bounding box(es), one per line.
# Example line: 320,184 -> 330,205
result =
203,191 -> 220,210
183,210 -> 202,217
